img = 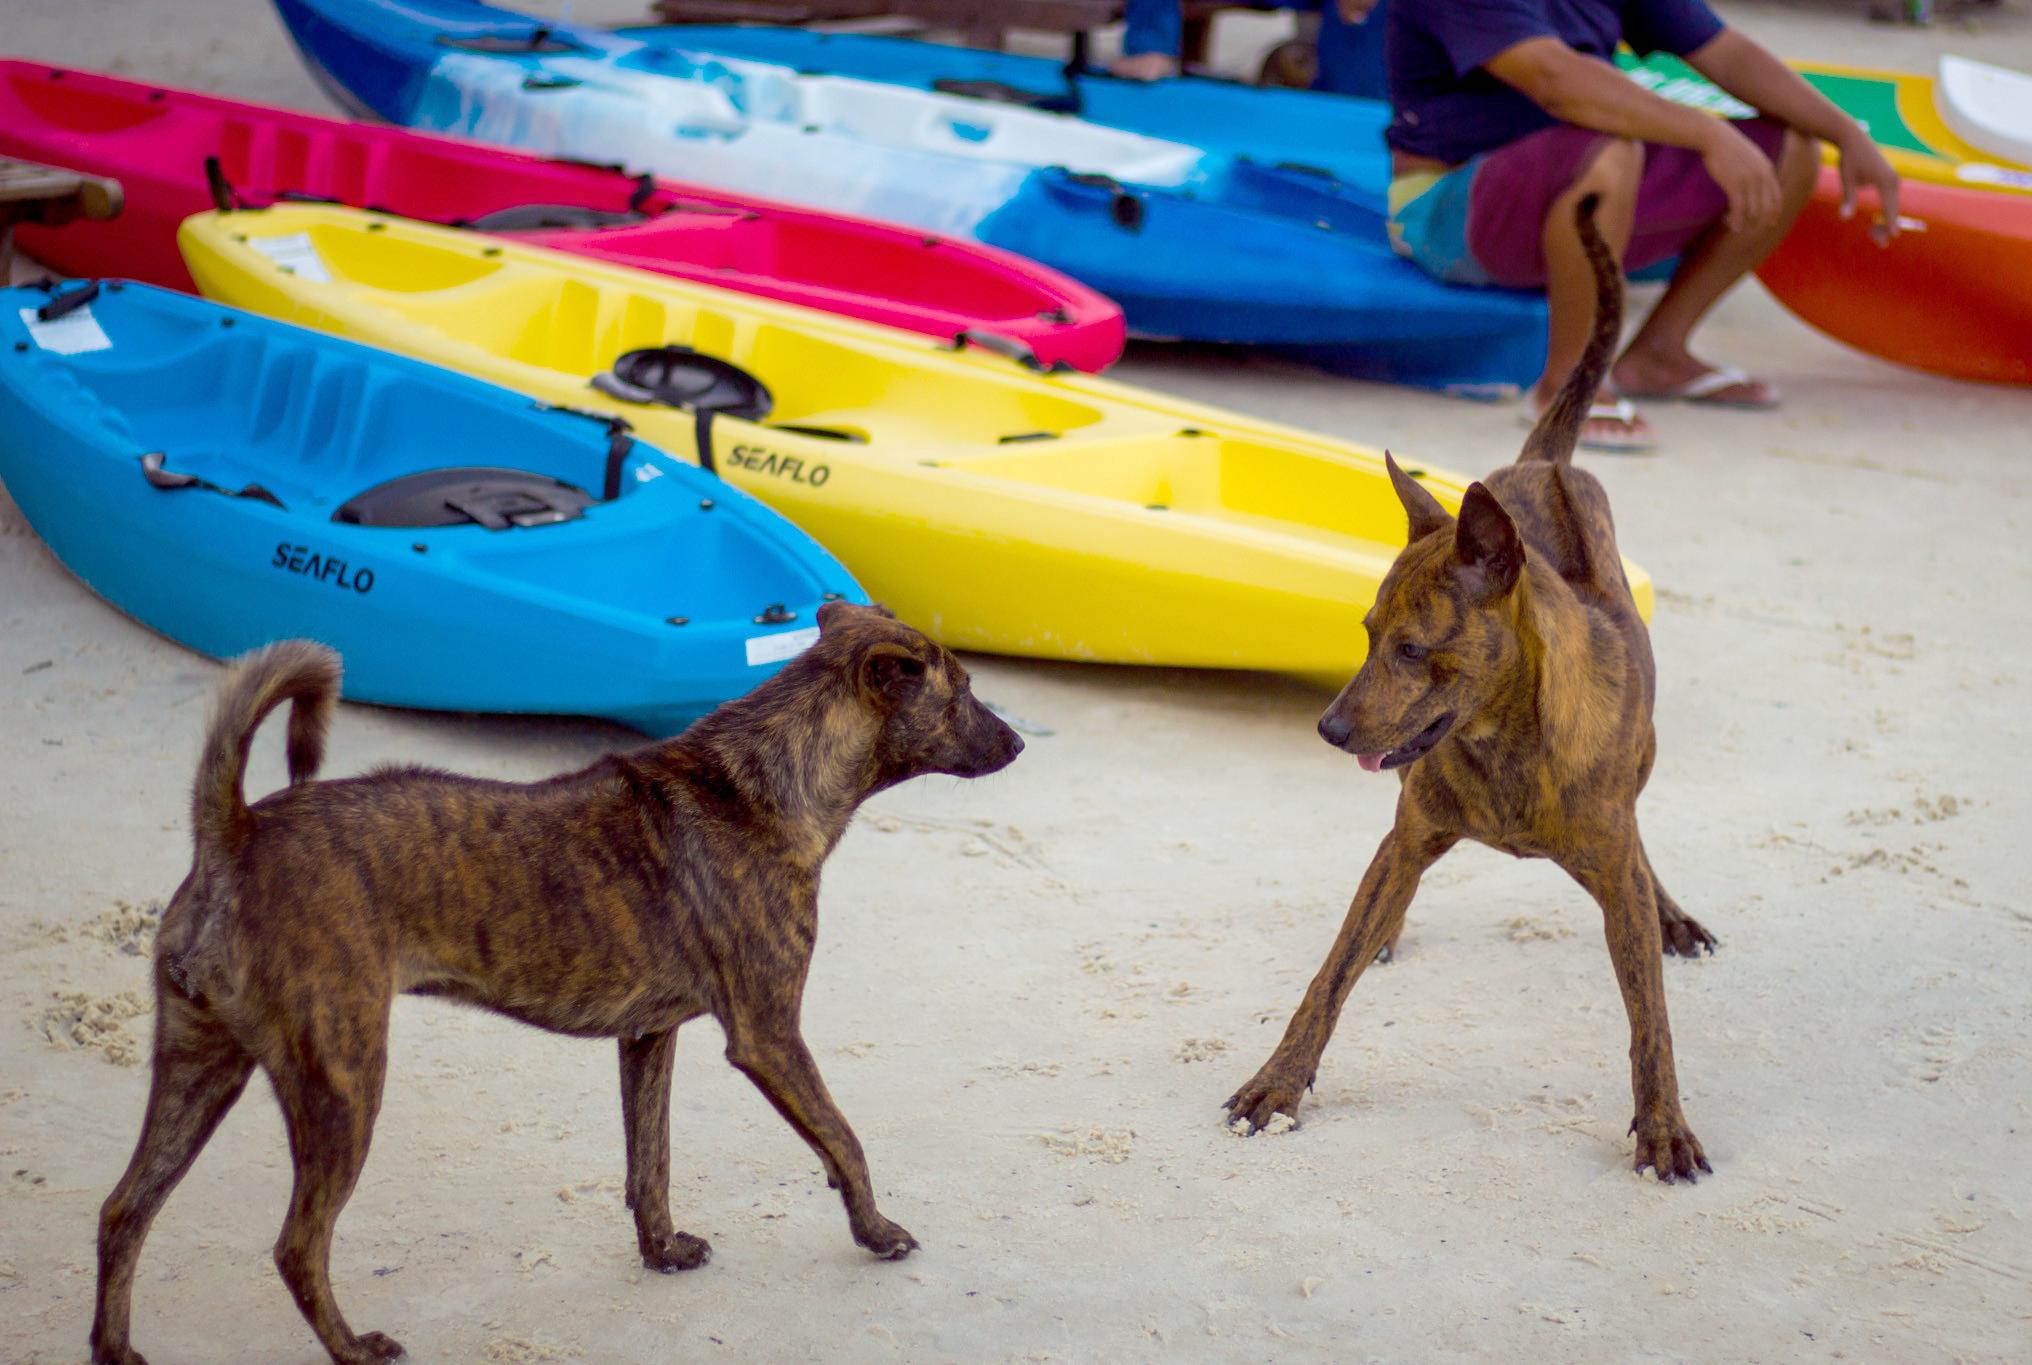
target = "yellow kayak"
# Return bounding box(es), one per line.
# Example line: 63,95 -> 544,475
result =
179,204 -> 1651,680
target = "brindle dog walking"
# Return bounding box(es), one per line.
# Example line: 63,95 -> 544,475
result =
91,602 -> 1023,1365
1226,196 -> 1717,1183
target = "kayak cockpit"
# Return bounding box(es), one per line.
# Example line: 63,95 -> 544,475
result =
46,293 -> 661,521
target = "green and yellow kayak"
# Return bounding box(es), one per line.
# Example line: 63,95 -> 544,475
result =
1622,51 -> 2032,195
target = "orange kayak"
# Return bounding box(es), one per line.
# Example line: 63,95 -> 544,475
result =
1757,166 -> 2032,386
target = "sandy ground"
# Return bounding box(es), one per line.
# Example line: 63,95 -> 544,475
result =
4,1 -> 2031,1361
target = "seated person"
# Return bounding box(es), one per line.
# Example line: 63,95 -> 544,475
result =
1386,0 -> 1899,450
1112,0 -> 1388,99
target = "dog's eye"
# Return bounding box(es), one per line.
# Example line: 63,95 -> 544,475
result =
1397,642 -> 1428,663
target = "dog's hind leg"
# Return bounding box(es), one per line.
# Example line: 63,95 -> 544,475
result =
723,1007 -> 917,1261
1639,839 -> 1716,958
619,1028 -> 711,1272
265,999 -> 401,1365
92,993 -> 255,1365
1225,821 -> 1456,1133
1560,832 -> 1711,1184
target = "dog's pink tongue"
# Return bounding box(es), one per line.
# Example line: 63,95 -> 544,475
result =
1356,753 -> 1385,773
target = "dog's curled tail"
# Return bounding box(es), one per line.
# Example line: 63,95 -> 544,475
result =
193,640 -> 340,854
1518,193 -> 1624,467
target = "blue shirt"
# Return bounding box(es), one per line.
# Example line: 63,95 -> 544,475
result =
1121,0 -> 1182,59
1385,0 -> 1725,165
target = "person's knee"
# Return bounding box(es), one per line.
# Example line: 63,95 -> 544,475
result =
1778,128 -> 1819,192
1575,137 -> 1645,202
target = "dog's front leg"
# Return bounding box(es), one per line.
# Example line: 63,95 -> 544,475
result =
1560,832 -> 1712,1183
1226,820 -> 1454,1132
723,1011 -> 917,1260
618,1029 -> 711,1272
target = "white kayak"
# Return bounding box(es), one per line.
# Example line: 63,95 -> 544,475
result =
1936,55 -> 2032,170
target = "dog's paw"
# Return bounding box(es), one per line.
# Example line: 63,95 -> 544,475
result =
642,1230 -> 712,1273
1660,915 -> 1717,958
855,1216 -> 918,1261
1630,1115 -> 1712,1184
339,1332 -> 405,1363
1223,1063 -> 1310,1134
90,1341 -> 149,1365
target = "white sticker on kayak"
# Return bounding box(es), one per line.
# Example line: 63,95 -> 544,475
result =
1958,163 -> 2032,191
745,626 -> 819,667
18,305 -> 112,355
251,232 -> 332,283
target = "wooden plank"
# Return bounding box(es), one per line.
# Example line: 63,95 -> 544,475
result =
649,0 -> 1120,41
1,158 -> 123,280
649,0 -> 888,23
644,1 -> 1273,54
0,158 -> 122,217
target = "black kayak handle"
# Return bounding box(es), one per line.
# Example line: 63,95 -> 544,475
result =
949,329 -> 1069,375
204,155 -> 238,213
139,452 -> 284,508
588,370 -> 659,405
1057,169 -> 1146,233
36,281 -> 100,322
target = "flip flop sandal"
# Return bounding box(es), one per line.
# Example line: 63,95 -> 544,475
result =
1622,363 -> 1781,410
1517,394 -> 1657,454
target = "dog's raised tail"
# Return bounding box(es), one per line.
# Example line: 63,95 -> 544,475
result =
1518,193 -> 1624,466
193,640 -> 340,854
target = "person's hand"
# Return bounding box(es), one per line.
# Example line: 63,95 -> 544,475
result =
1110,52 -> 1178,82
1699,123 -> 1784,234
1337,0 -> 1380,20
1835,128 -> 1901,244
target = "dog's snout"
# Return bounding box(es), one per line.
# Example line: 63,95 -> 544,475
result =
1318,711 -> 1353,749
985,715 -> 1025,769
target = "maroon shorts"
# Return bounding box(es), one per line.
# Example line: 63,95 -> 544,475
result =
1464,117 -> 1790,288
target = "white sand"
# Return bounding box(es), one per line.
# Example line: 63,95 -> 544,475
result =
3,2 -> 2030,1361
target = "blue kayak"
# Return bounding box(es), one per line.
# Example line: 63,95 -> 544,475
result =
613,23 -> 1395,191
270,0 -> 1547,394
0,280 -> 862,734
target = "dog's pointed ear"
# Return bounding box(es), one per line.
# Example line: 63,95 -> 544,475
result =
1386,451 -> 1451,542
1453,482 -> 1523,597
818,600 -> 895,634
858,640 -> 926,703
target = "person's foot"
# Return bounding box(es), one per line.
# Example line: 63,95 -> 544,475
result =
1522,387 -> 1655,454
1613,350 -> 1780,409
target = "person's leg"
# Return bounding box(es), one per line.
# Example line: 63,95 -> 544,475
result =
1614,126 -> 1818,401
1533,138 -> 1645,445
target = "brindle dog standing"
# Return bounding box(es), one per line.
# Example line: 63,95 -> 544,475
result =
1226,196 -> 1717,1183
91,602 -> 1023,1365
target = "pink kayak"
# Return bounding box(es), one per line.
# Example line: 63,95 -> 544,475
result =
0,60 -> 1124,371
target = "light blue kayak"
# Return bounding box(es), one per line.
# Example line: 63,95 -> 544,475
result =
271,0 -> 1548,393
614,23 -> 1394,190
0,280 -> 862,734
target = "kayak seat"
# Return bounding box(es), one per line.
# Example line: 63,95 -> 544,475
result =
594,346 -> 773,419
461,203 -> 648,233
589,347 -> 771,477
334,467 -> 595,530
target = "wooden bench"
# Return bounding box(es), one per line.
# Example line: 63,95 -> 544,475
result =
0,159 -> 124,280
